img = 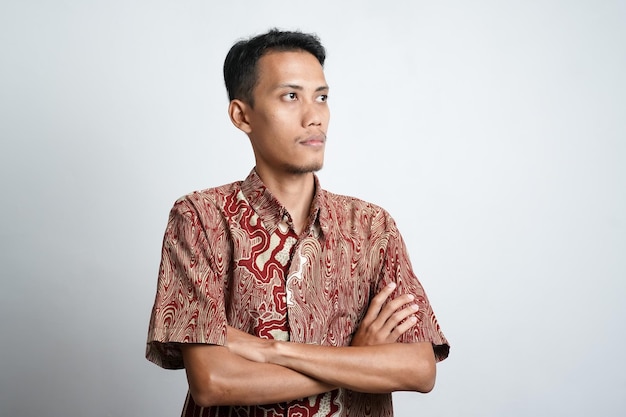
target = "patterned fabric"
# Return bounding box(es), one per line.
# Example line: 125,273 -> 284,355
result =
146,169 -> 449,417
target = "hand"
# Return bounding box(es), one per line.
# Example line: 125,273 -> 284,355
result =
350,283 -> 419,347
226,326 -> 275,363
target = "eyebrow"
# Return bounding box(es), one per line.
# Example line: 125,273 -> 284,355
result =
276,83 -> 329,92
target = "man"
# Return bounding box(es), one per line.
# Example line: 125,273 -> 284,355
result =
146,29 -> 449,416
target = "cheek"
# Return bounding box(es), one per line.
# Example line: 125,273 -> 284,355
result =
270,107 -> 296,122
254,114 -> 285,137
266,111 -> 300,135
322,108 -> 330,124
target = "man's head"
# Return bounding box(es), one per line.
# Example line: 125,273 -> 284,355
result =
225,29 -> 330,177
224,29 -> 326,107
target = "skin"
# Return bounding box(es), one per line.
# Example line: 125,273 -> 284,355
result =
228,50 -> 330,232
181,50 -> 437,408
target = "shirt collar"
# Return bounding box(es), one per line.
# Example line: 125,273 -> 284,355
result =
240,168 -> 329,238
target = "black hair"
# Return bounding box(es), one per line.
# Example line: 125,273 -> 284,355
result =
223,29 -> 326,106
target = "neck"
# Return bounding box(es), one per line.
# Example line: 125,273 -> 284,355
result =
255,167 -> 315,235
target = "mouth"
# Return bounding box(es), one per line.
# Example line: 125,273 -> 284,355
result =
299,133 -> 326,147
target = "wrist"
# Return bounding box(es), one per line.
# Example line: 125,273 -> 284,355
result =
267,339 -> 291,366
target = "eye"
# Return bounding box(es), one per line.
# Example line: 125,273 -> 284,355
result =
316,94 -> 328,103
284,92 -> 298,101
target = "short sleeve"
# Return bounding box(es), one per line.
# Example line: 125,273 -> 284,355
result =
145,197 -> 228,369
378,215 -> 450,362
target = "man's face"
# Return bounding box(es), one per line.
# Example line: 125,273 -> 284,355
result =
243,50 -> 330,176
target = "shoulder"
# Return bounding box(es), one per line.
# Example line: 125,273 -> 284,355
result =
168,181 -> 243,224
174,181 -> 242,209
177,180 -> 242,205
320,189 -> 396,234
321,189 -> 391,218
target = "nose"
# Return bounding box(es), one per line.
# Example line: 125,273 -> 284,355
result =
302,101 -> 325,128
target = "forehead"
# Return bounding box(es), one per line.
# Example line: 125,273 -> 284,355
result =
255,50 -> 326,87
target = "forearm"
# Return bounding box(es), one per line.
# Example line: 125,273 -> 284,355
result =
265,341 -> 436,394
225,287 -> 438,395
182,344 -> 335,407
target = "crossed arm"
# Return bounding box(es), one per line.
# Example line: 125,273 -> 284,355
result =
181,283 -> 437,407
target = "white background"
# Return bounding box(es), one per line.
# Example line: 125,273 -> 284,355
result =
1,1 -> 624,416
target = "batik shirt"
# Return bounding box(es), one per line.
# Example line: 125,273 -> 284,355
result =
146,169 -> 449,417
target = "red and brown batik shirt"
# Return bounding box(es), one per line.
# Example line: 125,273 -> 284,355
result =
146,169 -> 449,416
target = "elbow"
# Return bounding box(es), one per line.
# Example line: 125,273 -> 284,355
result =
189,384 -> 223,408
408,354 -> 437,393
188,386 -> 214,408
188,374 -> 229,408
189,389 -> 214,408
418,373 -> 436,394
182,344 -> 236,407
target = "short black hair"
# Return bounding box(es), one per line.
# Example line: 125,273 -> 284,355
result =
223,29 -> 326,106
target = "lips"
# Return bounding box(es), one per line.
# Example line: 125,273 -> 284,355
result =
299,133 -> 326,146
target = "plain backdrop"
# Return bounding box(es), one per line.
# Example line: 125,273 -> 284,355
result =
1,1 -> 625,416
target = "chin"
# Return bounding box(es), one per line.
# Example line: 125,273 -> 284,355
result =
286,162 -> 324,174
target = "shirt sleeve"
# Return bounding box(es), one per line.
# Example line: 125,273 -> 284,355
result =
145,196 -> 228,369
377,213 -> 450,362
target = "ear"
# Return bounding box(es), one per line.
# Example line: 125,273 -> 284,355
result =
228,99 -> 252,134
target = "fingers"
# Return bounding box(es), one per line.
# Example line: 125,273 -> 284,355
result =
361,282 -> 397,324
370,291 -> 415,336
365,283 -> 419,334
385,302 -> 419,340
352,282 -> 419,346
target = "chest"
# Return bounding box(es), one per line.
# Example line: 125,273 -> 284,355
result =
222,217 -> 381,345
